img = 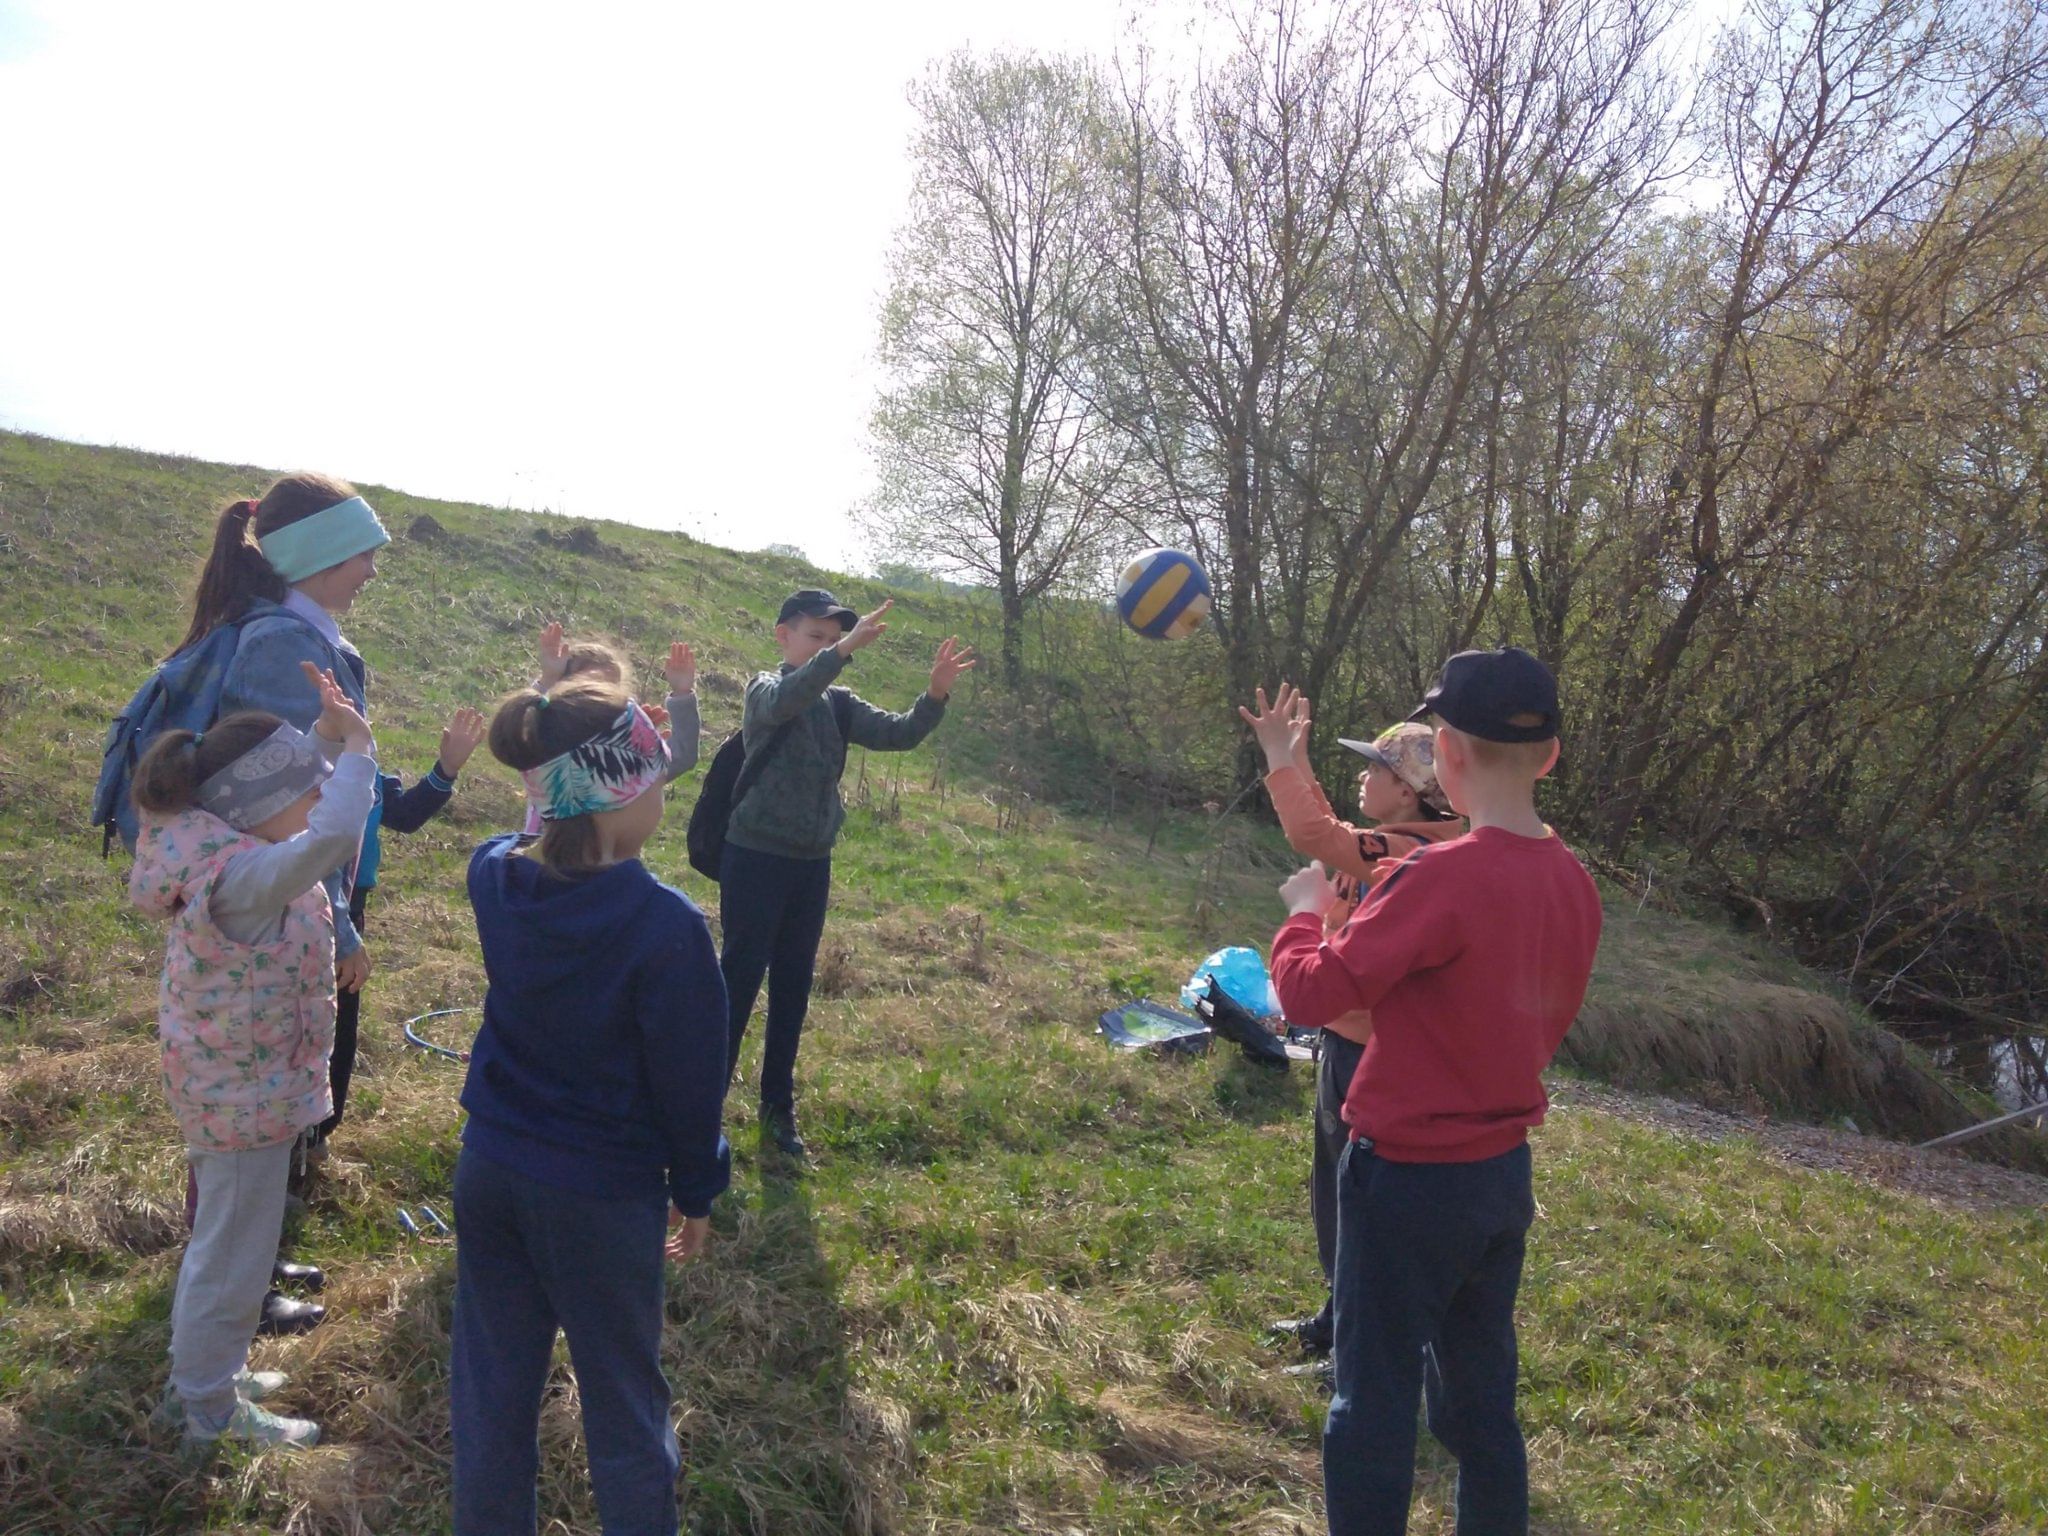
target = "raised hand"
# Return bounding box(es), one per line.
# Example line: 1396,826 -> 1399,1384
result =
300,661 -> 372,756
928,637 -> 978,701
438,707 -> 487,776
664,640 -> 697,696
1238,683 -> 1308,771
537,621 -> 570,688
836,599 -> 893,658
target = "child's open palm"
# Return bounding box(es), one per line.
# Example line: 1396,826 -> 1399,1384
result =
1239,683 -> 1309,768
537,621 -> 570,689
301,662 -> 372,755
665,641 -> 697,696
439,707 -> 487,775
929,637 -> 977,700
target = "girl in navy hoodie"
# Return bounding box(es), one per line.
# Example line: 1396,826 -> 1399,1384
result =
453,676 -> 730,1536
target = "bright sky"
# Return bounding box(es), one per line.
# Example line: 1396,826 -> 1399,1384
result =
0,0 -> 1131,572
0,1 -> 1743,574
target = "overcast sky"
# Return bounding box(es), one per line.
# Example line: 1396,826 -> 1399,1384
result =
0,0 -> 1741,574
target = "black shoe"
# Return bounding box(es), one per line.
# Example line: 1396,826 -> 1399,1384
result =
1194,979 -> 1291,1068
1268,1316 -> 1333,1356
256,1290 -> 326,1336
1283,1356 -> 1336,1389
272,1260 -> 326,1293
761,1111 -> 808,1161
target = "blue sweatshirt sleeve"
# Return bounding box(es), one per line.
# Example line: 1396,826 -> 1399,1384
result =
221,619 -> 367,956
637,900 -> 733,1218
378,763 -> 457,834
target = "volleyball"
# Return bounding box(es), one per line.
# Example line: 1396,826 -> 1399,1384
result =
1116,548 -> 1213,640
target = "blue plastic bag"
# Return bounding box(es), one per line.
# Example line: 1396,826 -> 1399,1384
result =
1181,945 -> 1283,1021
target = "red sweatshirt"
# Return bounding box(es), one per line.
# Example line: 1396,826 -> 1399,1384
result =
1270,826 -> 1602,1163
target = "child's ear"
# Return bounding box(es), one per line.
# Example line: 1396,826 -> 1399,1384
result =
1535,739 -> 1562,781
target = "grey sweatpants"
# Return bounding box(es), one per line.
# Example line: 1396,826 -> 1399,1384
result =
170,1140 -> 293,1421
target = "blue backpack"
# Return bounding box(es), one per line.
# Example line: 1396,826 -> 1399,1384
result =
91,619 -> 255,856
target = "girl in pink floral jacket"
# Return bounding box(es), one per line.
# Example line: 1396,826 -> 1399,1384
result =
128,664 -> 374,1450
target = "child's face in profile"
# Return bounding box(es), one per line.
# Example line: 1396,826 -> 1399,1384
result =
246,785 -> 321,844
776,615 -> 844,668
1356,761 -> 1419,824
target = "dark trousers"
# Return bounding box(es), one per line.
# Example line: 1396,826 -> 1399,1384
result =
450,1148 -> 679,1536
318,888 -> 371,1140
1325,1140 -> 1535,1536
1309,1033 -> 1367,1332
717,844 -> 832,1118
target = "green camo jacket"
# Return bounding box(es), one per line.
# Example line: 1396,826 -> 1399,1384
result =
726,646 -> 946,861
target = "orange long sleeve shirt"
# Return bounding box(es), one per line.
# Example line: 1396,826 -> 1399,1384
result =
1264,763 -> 1465,1043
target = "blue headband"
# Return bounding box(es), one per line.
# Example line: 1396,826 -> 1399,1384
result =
258,496 -> 392,583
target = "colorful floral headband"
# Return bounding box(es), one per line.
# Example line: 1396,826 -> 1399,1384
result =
520,700 -> 669,823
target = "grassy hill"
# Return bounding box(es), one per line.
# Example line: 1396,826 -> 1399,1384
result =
2,430 -> 2045,1534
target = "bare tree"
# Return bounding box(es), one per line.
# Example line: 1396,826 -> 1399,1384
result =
867,52 -> 1122,688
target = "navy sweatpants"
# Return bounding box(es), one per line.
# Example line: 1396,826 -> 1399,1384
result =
717,844 -> 832,1118
450,1148 -> 679,1536
1325,1139 -> 1535,1536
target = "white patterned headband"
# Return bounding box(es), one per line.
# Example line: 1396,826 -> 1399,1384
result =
520,700 -> 669,822
196,723 -> 332,830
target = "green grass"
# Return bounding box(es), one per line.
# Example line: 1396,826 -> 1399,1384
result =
3,430 -> 2047,1533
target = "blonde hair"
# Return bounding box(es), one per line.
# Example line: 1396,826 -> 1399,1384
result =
1438,718 -> 1558,775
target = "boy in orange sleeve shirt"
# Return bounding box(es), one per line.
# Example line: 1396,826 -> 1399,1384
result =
1240,686 -> 1463,1363
1269,649 -> 1602,1536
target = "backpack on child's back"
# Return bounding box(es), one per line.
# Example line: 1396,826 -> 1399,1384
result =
686,690 -> 852,881
92,620 -> 255,856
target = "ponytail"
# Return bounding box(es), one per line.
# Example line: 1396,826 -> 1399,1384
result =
175,472 -> 360,657
490,678 -> 632,877
131,711 -> 286,816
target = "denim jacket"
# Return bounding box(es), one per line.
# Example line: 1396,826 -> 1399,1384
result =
217,600 -> 374,956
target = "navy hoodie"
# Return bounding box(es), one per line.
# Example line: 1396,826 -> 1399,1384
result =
461,835 -> 731,1217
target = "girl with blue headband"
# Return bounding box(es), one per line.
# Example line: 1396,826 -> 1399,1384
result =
178,473 -> 485,1328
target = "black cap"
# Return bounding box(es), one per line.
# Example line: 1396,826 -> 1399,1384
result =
776,588 -> 857,630
1409,647 -> 1560,743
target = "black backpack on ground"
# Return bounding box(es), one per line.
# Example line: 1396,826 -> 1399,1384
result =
686,688 -> 853,881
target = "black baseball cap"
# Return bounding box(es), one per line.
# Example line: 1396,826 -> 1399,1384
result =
777,588 -> 857,630
1409,647 -> 1560,743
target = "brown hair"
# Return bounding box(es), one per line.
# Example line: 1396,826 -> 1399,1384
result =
130,711 -> 289,816
489,676 -> 633,876
176,472 -> 359,655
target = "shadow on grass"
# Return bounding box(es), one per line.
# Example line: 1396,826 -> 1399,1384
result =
1209,1050 -> 1313,1127
0,1275 -> 215,1535
667,1156 -> 907,1536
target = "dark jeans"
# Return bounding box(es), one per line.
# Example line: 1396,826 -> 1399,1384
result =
717,844 -> 832,1118
1309,1033 -> 1367,1332
1325,1140 -> 1535,1536
450,1148 -> 679,1536
318,888 -> 371,1140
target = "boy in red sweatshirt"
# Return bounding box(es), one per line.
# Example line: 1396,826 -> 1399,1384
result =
1269,648 -> 1602,1536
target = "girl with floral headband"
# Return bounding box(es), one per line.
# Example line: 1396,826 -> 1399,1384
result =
451,676 -> 730,1536
129,663 -> 374,1450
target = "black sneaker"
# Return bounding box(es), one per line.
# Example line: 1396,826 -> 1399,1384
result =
256,1290 -> 326,1336
1283,1357 -> 1336,1389
761,1111 -> 808,1161
1268,1315 -> 1333,1356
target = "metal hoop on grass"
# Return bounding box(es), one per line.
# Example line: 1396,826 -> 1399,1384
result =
402,1006 -> 478,1064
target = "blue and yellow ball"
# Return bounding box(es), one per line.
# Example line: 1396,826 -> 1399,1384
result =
1116,548 -> 1213,640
